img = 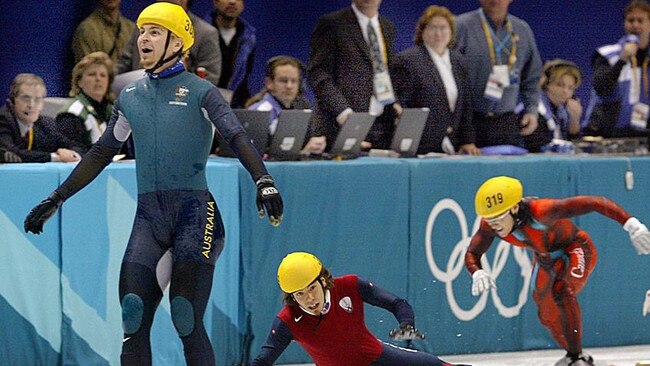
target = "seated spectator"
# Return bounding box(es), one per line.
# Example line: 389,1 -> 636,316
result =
246,56 -> 310,134
116,0 -> 222,87
57,52 -> 115,151
524,59 -> 583,152
245,56 -> 324,154
583,0 -> 650,138
392,5 -> 480,155
0,74 -> 83,163
71,0 -> 135,64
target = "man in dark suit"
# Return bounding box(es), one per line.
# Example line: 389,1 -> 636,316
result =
0,74 -> 84,163
306,0 -> 400,153
391,5 -> 480,155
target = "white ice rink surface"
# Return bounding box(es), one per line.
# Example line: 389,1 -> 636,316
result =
284,344 -> 650,366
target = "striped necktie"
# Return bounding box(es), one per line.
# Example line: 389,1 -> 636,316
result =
367,20 -> 386,73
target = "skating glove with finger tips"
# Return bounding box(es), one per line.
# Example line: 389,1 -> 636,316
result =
389,323 -> 425,340
624,217 -> 650,255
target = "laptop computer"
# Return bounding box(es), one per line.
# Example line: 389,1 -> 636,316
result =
215,109 -> 270,157
390,107 -> 430,157
267,109 -> 312,161
328,112 -> 376,158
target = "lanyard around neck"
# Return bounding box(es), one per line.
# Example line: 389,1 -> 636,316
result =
631,55 -> 650,99
480,12 -> 516,68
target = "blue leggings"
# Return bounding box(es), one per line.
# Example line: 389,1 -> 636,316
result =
371,342 -> 456,366
119,190 -> 225,366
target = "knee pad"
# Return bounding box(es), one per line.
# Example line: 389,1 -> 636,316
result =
171,296 -> 195,337
121,293 -> 144,335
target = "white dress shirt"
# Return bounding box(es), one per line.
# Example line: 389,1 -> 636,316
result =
425,45 -> 458,112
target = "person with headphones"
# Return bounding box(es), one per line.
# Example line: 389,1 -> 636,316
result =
23,3 -> 283,365
249,251 -> 471,366
246,56 -> 310,134
523,59 -> 583,152
467,176 -> 650,366
245,56 -> 326,154
0,73 -> 84,163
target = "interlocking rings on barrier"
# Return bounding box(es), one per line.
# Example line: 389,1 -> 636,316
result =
424,198 -> 532,321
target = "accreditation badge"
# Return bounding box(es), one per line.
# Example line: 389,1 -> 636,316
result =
373,71 -> 396,105
631,102 -> 649,130
484,65 -> 510,101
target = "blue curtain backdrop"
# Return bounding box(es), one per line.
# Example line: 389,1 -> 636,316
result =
0,0 -> 630,106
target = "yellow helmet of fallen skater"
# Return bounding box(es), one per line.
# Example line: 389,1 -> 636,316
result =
475,176 -> 523,218
277,252 -> 323,293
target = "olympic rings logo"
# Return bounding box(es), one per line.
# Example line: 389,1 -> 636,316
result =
424,198 -> 533,321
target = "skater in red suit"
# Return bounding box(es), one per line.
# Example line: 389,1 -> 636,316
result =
466,176 -> 650,366
250,252 -> 471,366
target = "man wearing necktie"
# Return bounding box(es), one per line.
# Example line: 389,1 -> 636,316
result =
0,73 -> 83,162
306,0 -> 400,153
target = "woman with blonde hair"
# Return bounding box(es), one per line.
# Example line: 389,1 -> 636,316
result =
523,59 -> 583,152
56,51 -> 117,153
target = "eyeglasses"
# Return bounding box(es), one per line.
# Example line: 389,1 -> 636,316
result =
484,210 -> 511,224
16,95 -> 44,105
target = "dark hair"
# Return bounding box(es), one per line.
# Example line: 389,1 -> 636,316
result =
244,55 -> 307,108
264,55 -> 305,79
513,197 -> 531,228
282,266 -> 335,306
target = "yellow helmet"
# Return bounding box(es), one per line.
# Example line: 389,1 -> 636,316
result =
136,2 -> 195,52
475,176 -> 523,218
277,252 -> 323,293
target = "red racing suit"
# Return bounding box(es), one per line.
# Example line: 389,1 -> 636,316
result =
465,196 -> 631,354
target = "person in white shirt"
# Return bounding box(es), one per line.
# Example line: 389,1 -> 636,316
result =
392,5 -> 480,155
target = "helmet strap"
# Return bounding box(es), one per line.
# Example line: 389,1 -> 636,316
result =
296,280 -> 331,316
145,30 -> 183,74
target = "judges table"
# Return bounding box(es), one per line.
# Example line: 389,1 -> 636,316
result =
1,155 -> 649,365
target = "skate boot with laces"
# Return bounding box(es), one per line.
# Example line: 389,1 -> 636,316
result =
555,352 -> 594,366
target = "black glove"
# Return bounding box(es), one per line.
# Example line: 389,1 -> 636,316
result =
256,175 -> 283,227
389,323 -> 425,341
2,150 -> 21,163
24,191 -> 64,234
